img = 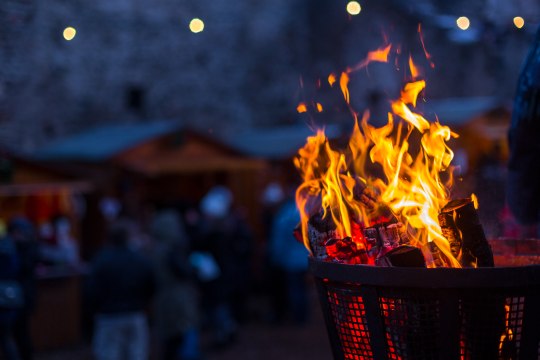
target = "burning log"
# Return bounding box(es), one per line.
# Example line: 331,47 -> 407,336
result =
438,198 -> 494,267
421,241 -> 451,268
352,178 -> 397,224
307,209 -> 339,260
439,199 -> 504,357
324,237 -> 368,264
363,222 -> 414,266
375,245 -> 426,267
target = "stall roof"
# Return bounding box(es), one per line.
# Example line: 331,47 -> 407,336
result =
0,181 -> 92,196
219,124 -> 343,160
421,97 -> 502,126
35,120 -> 181,161
117,130 -> 266,176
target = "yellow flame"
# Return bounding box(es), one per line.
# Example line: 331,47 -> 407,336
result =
316,103 -> 323,112
471,193 -> 479,209
295,44 -> 463,266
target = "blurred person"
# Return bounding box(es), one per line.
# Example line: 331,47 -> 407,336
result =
507,24 -> 540,237
89,218 -> 156,360
150,209 -> 201,360
38,216 -> 78,267
195,186 -> 253,348
7,217 -> 39,360
267,195 -> 310,325
260,182 -> 285,242
0,232 -> 22,360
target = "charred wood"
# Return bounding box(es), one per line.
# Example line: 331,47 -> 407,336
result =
439,198 -> 494,267
439,199 -> 503,358
307,210 -> 339,260
375,245 -> 426,267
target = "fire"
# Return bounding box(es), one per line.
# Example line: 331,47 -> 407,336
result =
297,103 -> 308,113
499,304 -> 514,355
295,44 -> 462,267
346,44 -> 392,73
328,73 -> 337,87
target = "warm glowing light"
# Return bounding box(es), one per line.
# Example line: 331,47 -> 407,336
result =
316,103 -> 323,112
471,193 -> 479,209
456,16 -> 470,30
418,24 -> 435,68
513,16 -> 525,29
297,103 -> 307,113
295,44 -> 462,267
409,55 -> 419,79
328,73 -> 336,87
63,27 -> 77,41
346,44 -> 392,73
189,18 -> 204,33
346,1 -> 361,16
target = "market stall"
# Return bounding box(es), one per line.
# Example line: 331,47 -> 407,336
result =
0,150 -> 92,350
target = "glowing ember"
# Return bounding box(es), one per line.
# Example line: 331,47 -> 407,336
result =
295,43 -> 466,267
297,102 -> 308,113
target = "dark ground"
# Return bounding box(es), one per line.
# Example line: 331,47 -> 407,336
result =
35,281 -> 333,360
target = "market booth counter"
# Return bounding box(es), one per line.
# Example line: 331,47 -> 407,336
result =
0,183 -> 91,351
31,264 -> 88,351
0,153 -> 93,351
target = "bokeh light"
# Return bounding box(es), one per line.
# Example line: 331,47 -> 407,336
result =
189,18 -> 205,33
456,16 -> 470,30
63,27 -> 77,41
513,16 -> 525,29
346,1 -> 361,16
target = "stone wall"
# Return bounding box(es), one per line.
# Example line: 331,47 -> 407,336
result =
0,0 -> 539,153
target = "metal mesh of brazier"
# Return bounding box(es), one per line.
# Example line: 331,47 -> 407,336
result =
324,285 -> 373,359
310,259 -> 540,360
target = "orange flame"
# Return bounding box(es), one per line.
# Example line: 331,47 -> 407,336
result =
328,73 -> 337,87
297,103 -> 308,113
297,102 -> 324,114
409,54 -> 419,79
346,44 -> 392,73
340,72 -> 350,103
418,24 -> 435,68
471,193 -> 479,209
499,304 -> 514,355
295,45 -> 462,266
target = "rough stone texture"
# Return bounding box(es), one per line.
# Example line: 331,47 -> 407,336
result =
1,0 -> 539,153
0,0 -> 308,152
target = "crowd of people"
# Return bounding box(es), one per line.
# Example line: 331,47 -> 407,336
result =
0,217 -> 39,360
0,186 -> 309,360
0,183 -> 312,360
87,186 -> 246,360
86,184 -> 311,360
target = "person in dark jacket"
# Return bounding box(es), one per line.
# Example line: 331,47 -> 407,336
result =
195,186 -> 253,348
7,217 -> 38,360
150,209 -> 201,360
0,232 -> 22,360
507,25 -> 540,236
89,218 -> 156,360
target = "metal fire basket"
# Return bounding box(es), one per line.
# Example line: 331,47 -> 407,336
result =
309,258 -> 540,360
